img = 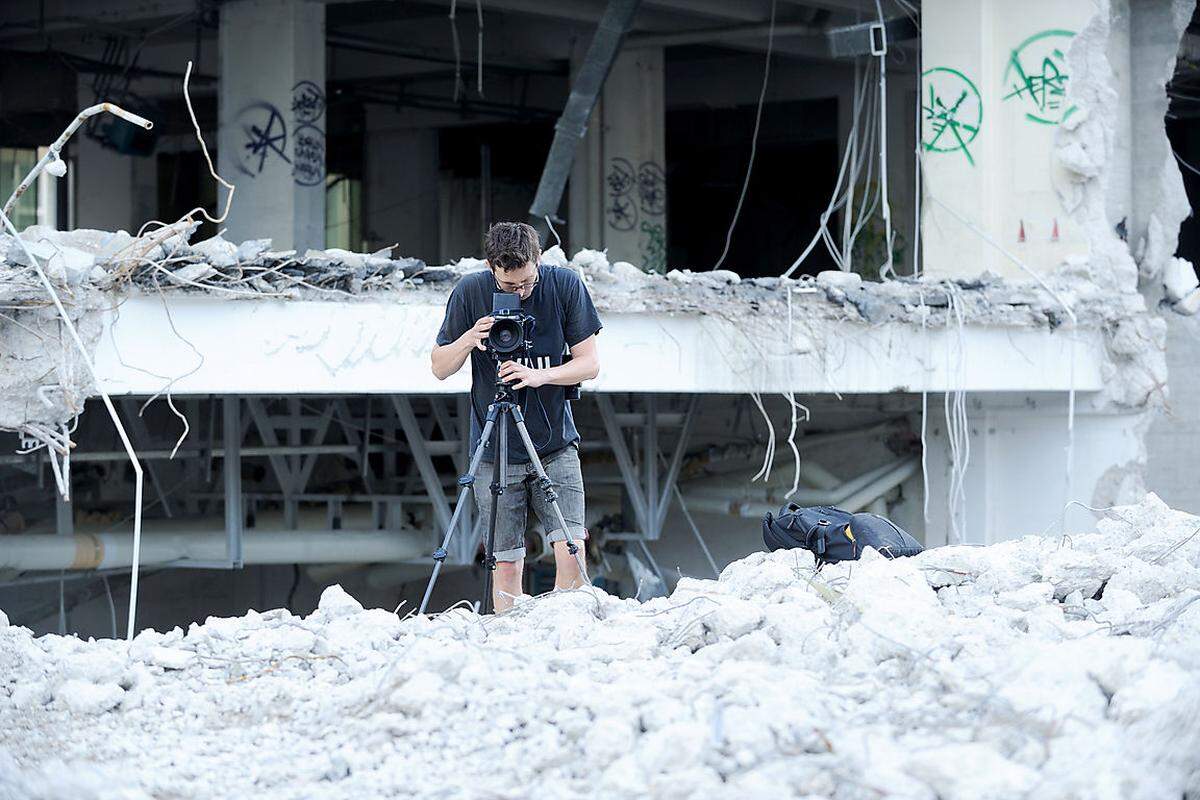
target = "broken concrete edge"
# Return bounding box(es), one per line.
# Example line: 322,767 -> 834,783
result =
0,226 -> 1159,329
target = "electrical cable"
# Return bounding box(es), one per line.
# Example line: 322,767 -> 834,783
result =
712,0 -> 777,271
475,0 -> 484,96
873,0 -> 896,280
1173,147 -> 1200,178
782,57 -> 879,277
103,575 -> 117,639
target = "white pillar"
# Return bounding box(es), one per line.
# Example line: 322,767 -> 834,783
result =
74,78 -> 135,232
602,47 -> 666,270
923,396 -> 1145,546
920,0 -> 1095,281
218,0 -> 325,251
363,108 -> 440,260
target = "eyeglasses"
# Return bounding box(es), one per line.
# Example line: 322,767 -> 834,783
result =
494,266 -> 539,293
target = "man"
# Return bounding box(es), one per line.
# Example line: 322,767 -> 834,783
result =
431,222 -> 601,611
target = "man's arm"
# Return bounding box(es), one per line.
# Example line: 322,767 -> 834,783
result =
498,335 -> 599,389
431,316 -> 494,380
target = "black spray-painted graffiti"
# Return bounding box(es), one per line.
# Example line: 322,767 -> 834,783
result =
606,156 -> 667,270
921,67 -> 983,166
292,124 -> 326,187
292,80 -> 326,124
237,102 -> 290,177
637,161 -> 666,216
235,80 -> 326,186
605,157 -> 638,231
1003,29 -> 1076,125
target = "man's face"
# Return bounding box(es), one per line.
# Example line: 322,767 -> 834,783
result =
491,260 -> 539,300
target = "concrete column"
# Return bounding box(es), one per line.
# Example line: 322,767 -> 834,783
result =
923,394 -> 1145,546
218,0 -> 325,251
596,47 -> 667,271
920,0 -> 1095,281
74,78 -> 135,232
363,108 -> 440,260
567,37 -> 605,254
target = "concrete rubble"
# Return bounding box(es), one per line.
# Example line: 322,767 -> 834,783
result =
1,492 -> 1198,799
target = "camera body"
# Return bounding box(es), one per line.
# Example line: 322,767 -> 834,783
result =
487,293 -> 536,357
486,292 -> 580,400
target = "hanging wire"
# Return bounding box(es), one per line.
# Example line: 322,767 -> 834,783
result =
712,0 -> 777,270
449,0 -> 465,101
475,0 -> 485,96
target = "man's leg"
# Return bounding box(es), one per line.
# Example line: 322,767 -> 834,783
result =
493,557 -> 525,612
551,541 -> 586,590
530,445 -> 588,591
472,458 -> 529,612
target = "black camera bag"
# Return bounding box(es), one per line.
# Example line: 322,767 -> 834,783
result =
761,504 -> 923,564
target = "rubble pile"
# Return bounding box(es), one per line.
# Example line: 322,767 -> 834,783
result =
2,494 -> 1198,799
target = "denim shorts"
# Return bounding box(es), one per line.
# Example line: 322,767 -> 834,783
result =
471,443 -> 587,562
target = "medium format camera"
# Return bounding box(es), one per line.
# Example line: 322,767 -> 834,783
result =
487,292 -> 580,400
487,292 -> 536,356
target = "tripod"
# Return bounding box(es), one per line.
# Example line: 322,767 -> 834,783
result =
417,363 -> 590,615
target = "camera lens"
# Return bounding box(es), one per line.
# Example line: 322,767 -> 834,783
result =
488,318 -> 522,353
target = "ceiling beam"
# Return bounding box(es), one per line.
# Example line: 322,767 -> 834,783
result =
629,22 -> 822,49
641,0 -> 776,23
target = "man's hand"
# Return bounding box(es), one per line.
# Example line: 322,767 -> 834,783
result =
499,360 -> 547,389
459,316 -> 494,351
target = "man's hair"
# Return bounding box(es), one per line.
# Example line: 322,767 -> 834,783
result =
485,222 -> 541,272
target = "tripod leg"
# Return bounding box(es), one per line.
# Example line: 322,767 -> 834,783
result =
509,410 -> 590,585
481,412 -> 506,614
417,416 -> 497,615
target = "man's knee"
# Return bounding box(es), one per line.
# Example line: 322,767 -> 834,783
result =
495,560 -> 523,579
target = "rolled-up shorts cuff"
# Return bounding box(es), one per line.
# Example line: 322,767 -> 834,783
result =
547,527 -> 588,544
494,546 -> 526,563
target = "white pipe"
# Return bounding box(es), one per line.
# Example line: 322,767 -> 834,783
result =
1,100 -> 153,640
0,206 -> 146,640
0,528 -> 428,572
0,441 -> 458,465
684,457 -> 918,518
2,103 -> 153,217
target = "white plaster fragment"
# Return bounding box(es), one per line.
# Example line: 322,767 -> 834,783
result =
816,270 -> 863,290
1163,257 -> 1199,302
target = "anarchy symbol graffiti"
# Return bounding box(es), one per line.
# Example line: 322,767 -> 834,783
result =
237,102 -> 290,178
1003,29 -> 1076,125
922,67 -> 983,166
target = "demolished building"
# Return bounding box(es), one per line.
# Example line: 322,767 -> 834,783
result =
0,0 -> 1194,641
3,0 -> 1200,797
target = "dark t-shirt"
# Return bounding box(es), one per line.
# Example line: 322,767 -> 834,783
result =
436,265 -> 602,462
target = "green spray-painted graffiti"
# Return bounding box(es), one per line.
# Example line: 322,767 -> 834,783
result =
922,67 -> 983,165
1003,29 -> 1076,125
639,221 -> 666,274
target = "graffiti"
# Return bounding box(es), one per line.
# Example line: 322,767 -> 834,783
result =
606,195 -> 637,231
237,102 -> 290,177
637,161 -> 666,216
639,221 -> 666,273
293,124 -> 326,187
1003,29 -> 1076,125
605,157 -> 636,197
236,80 -> 326,186
605,157 -> 638,230
921,67 -> 983,166
292,80 -> 326,124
